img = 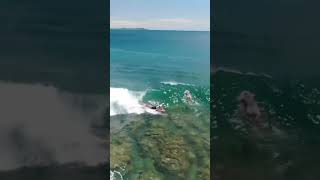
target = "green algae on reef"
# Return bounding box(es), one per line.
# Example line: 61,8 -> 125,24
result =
110,107 -> 210,180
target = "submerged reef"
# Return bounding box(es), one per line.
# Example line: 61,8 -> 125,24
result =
110,108 -> 210,180
140,125 -> 191,178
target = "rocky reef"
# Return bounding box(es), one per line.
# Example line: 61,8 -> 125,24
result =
139,125 -> 191,178
110,132 -> 134,175
110,142 -> 131,170
110,109 -> 210,180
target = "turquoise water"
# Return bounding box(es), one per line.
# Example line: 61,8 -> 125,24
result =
110,30 -> 210,179
111,30 -> 210,90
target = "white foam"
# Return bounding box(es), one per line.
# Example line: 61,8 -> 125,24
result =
161,81 -> 194,86
110,170 -> 123,180
110,87 -> 145,116
110,87 -> 161,116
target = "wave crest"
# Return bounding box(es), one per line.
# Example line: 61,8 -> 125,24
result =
160,81 -> 194,86
110,87 -> 146,116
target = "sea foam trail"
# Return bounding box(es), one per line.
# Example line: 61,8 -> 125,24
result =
160,81 -> 194,86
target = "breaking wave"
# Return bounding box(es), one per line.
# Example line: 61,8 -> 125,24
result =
110,87 -> 145,116
110,87 -> 161,116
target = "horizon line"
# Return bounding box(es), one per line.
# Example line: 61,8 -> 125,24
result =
110,27 -> 210,32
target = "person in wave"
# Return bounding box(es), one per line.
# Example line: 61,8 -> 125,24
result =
145,103 -> 166,113
238,90 -> 261,119
184,90 -> 193,102
237,90 -> 272,130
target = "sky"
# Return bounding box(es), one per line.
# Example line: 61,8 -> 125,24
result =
110,0 -> 210,31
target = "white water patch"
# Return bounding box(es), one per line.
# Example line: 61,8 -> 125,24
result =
110,87 -> 161,116
110,170 -> 124,180
110,87 -> 146,116
161,81 -> 194,86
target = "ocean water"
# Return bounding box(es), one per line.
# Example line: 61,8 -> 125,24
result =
110,30 -> 210,179
213,31 -> 320,180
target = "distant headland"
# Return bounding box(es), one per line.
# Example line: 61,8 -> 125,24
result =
111,28 -> 149,30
